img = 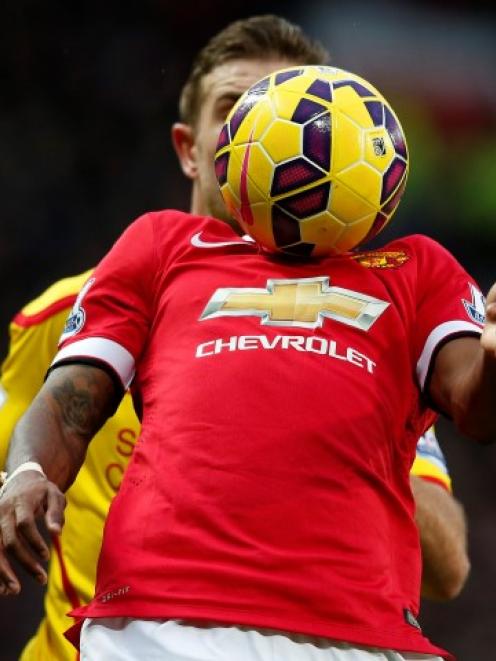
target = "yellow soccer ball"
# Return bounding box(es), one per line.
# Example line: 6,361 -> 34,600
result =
215,66 -> 408,257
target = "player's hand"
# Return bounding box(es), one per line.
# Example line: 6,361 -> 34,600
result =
0,472 -> 65,595
481,283 -> 496,358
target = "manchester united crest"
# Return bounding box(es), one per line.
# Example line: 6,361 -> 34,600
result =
352,251 -> 409,269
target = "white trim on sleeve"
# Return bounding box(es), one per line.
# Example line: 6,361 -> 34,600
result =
51,337 -> 136,389
416,320 -> 482,391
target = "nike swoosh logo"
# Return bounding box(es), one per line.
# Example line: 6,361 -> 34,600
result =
190,232 -> 255,249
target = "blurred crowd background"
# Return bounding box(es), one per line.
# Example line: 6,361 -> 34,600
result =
1,1 -> 495,659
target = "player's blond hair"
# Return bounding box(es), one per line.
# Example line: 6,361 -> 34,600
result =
179,15 -> 330,126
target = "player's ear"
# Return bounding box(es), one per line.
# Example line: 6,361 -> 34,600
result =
171,123 -> 198,180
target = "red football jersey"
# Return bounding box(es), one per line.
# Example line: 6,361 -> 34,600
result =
55,211 -> 484,659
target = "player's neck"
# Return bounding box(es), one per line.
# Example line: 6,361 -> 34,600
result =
189,192 -> 243,235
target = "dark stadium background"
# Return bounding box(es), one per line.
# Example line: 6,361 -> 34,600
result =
1,1 -> 495,659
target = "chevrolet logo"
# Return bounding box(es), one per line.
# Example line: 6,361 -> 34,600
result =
200,277 -> 389,330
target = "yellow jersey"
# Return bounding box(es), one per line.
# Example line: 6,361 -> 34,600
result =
0,270 -> 140,661
0,271 -> 449,660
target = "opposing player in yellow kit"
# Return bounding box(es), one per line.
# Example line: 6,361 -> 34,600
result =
0,15 -> 469,661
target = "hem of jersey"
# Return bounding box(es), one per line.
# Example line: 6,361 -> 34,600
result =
51,337 -> 135,389
67,602 -> 453,661
416,320 -> 482,390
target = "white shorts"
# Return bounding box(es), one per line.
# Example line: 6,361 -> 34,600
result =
80,618 -> 443,661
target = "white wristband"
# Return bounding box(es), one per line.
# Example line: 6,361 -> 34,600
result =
0,461 -> 46,497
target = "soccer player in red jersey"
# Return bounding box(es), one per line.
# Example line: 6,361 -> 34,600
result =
0,17 -> 467,661
0,15 -> 483,661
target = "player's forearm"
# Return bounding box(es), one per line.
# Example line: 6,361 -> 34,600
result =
411,475 -> 470,601
431,337 -> 496,443
439,291 -> 496,443
450,350 -> 496,443
0,364 -> 117,595
6,364 -> 117,491
6,392 -> 86,492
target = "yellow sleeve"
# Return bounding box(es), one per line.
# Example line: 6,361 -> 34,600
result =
0,270 -> 94,468
411,426 -> 452,492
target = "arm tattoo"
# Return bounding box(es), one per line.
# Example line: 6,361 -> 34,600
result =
51,369 -> 114,438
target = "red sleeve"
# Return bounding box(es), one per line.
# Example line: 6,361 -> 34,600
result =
51,213 -> 157,388
411,235 -> 484,392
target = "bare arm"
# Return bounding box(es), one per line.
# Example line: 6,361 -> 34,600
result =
0,363 -> 117,595
429,285 -> 496,443
411,475 -> 470,601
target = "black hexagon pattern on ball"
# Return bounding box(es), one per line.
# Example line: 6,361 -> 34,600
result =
272,205 -> 302,246
303,112 -> 331,171
214,152 -> 229,186
276,182 -> 331,219
291,98 -> 327,124
281,242 -> 316,257
271,158 -> 324,197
